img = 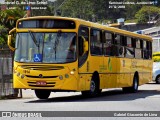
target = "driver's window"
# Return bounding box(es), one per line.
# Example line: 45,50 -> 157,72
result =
78,26 -> 89,67
90,29 -> 102,55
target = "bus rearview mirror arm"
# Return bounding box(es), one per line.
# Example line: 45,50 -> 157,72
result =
82,36 -> 88,53
78,36 -> 88,56
8,28 -> 16,51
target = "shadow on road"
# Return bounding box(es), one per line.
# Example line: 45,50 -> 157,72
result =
26,88 -> 160,103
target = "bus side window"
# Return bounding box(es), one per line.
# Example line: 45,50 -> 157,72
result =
78,26 -> 89,41
131,38 -> 136,48
114,34 -> 125,57
125,37 -> 134,58
147,41 -> 152,59
136,39 -> 141,48
78,26 -> 89,67
103,32 -> 113,56
114,34 -> 121,45
149,41 -> 152,59
127,37 -> 132,47
90,29 -> 103,55
143,40 -> 148,59
135,39 -> 142,59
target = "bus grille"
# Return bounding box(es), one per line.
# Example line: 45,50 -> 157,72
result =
27,81 -> 56,87
26,75 -> 58,78
21,65 -> 64,70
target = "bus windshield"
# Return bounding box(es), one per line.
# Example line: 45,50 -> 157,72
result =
14,32 -> 77,63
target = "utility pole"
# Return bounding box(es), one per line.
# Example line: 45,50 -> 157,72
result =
27,5 -> 31,17
24,5 -> 31,18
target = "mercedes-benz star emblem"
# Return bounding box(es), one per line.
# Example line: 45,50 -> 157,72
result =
39,74 -> 43,78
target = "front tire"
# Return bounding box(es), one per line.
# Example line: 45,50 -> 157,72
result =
131,76 -> 138,92
35,89 -> 51,99
81,75 -> 101,97
123,75 -> 138,93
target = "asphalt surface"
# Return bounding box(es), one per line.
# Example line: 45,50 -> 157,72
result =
0,82 -> 160,120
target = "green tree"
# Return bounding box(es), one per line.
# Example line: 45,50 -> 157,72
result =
0,25 -> 7,46
135,6 -> 160,23
61,0 -> 94,20
29,0 -> 53,16
0,1 -> 25,46
0,8 -> 25,29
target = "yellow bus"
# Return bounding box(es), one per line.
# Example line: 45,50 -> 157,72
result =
8,16 -> 153,99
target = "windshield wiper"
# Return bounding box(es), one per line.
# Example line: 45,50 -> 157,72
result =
54,30 -> 61,60
28,30 -> 39,48
15,33 -> 20,49
28,30 -> 40,53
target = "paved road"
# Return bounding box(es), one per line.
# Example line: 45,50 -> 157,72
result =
0,82 -> 160,120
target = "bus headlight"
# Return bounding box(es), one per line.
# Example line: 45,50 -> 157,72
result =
70,71 -> 74,75
65,74 -> 69,78
13,70 -> 17,74
17,72 -> 20,77
59,75 -> 63,80
21,74 -> 25,79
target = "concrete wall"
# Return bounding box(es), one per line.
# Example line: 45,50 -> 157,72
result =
120,23 -> 155,32
0,50 -> 15,98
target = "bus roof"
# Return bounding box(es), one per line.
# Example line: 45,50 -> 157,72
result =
17,16 -> 152,41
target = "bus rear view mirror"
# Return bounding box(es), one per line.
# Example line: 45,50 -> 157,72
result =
8,35 -> 15,51
83,38 -> 88,53
8,28 -> 16,51
78,36 -> 88,56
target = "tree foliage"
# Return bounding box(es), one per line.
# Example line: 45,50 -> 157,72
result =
135,6 -> 160,23
0,8 -> 25,46
60,0 -> 94,20
0,8 -> 25,29
0,1 -> 25,46
0,25 -> 7,46
0,0 -> 160,46
30,0 -> 54,16
58,0 -> 160,23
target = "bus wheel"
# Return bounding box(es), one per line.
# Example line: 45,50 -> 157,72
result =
81,75 -> 100,97
35,89 -> 51,99
123,75 -> 138,93
155,75 -> 160,84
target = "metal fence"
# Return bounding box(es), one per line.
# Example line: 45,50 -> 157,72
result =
0,49 -> 20,98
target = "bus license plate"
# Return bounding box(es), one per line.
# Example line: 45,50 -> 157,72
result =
36,81 -> 47,85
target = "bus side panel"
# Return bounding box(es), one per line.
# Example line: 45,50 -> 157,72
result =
86,56 -> 103,90
78,56 -> 104,91
78,56 -> 93,91
131,59 -> 145,85
142,60 -> 153,84
117,58 -> 132,88
139,60 -> 145,85
78,74 -> 92,91
102,57 -> 118,89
